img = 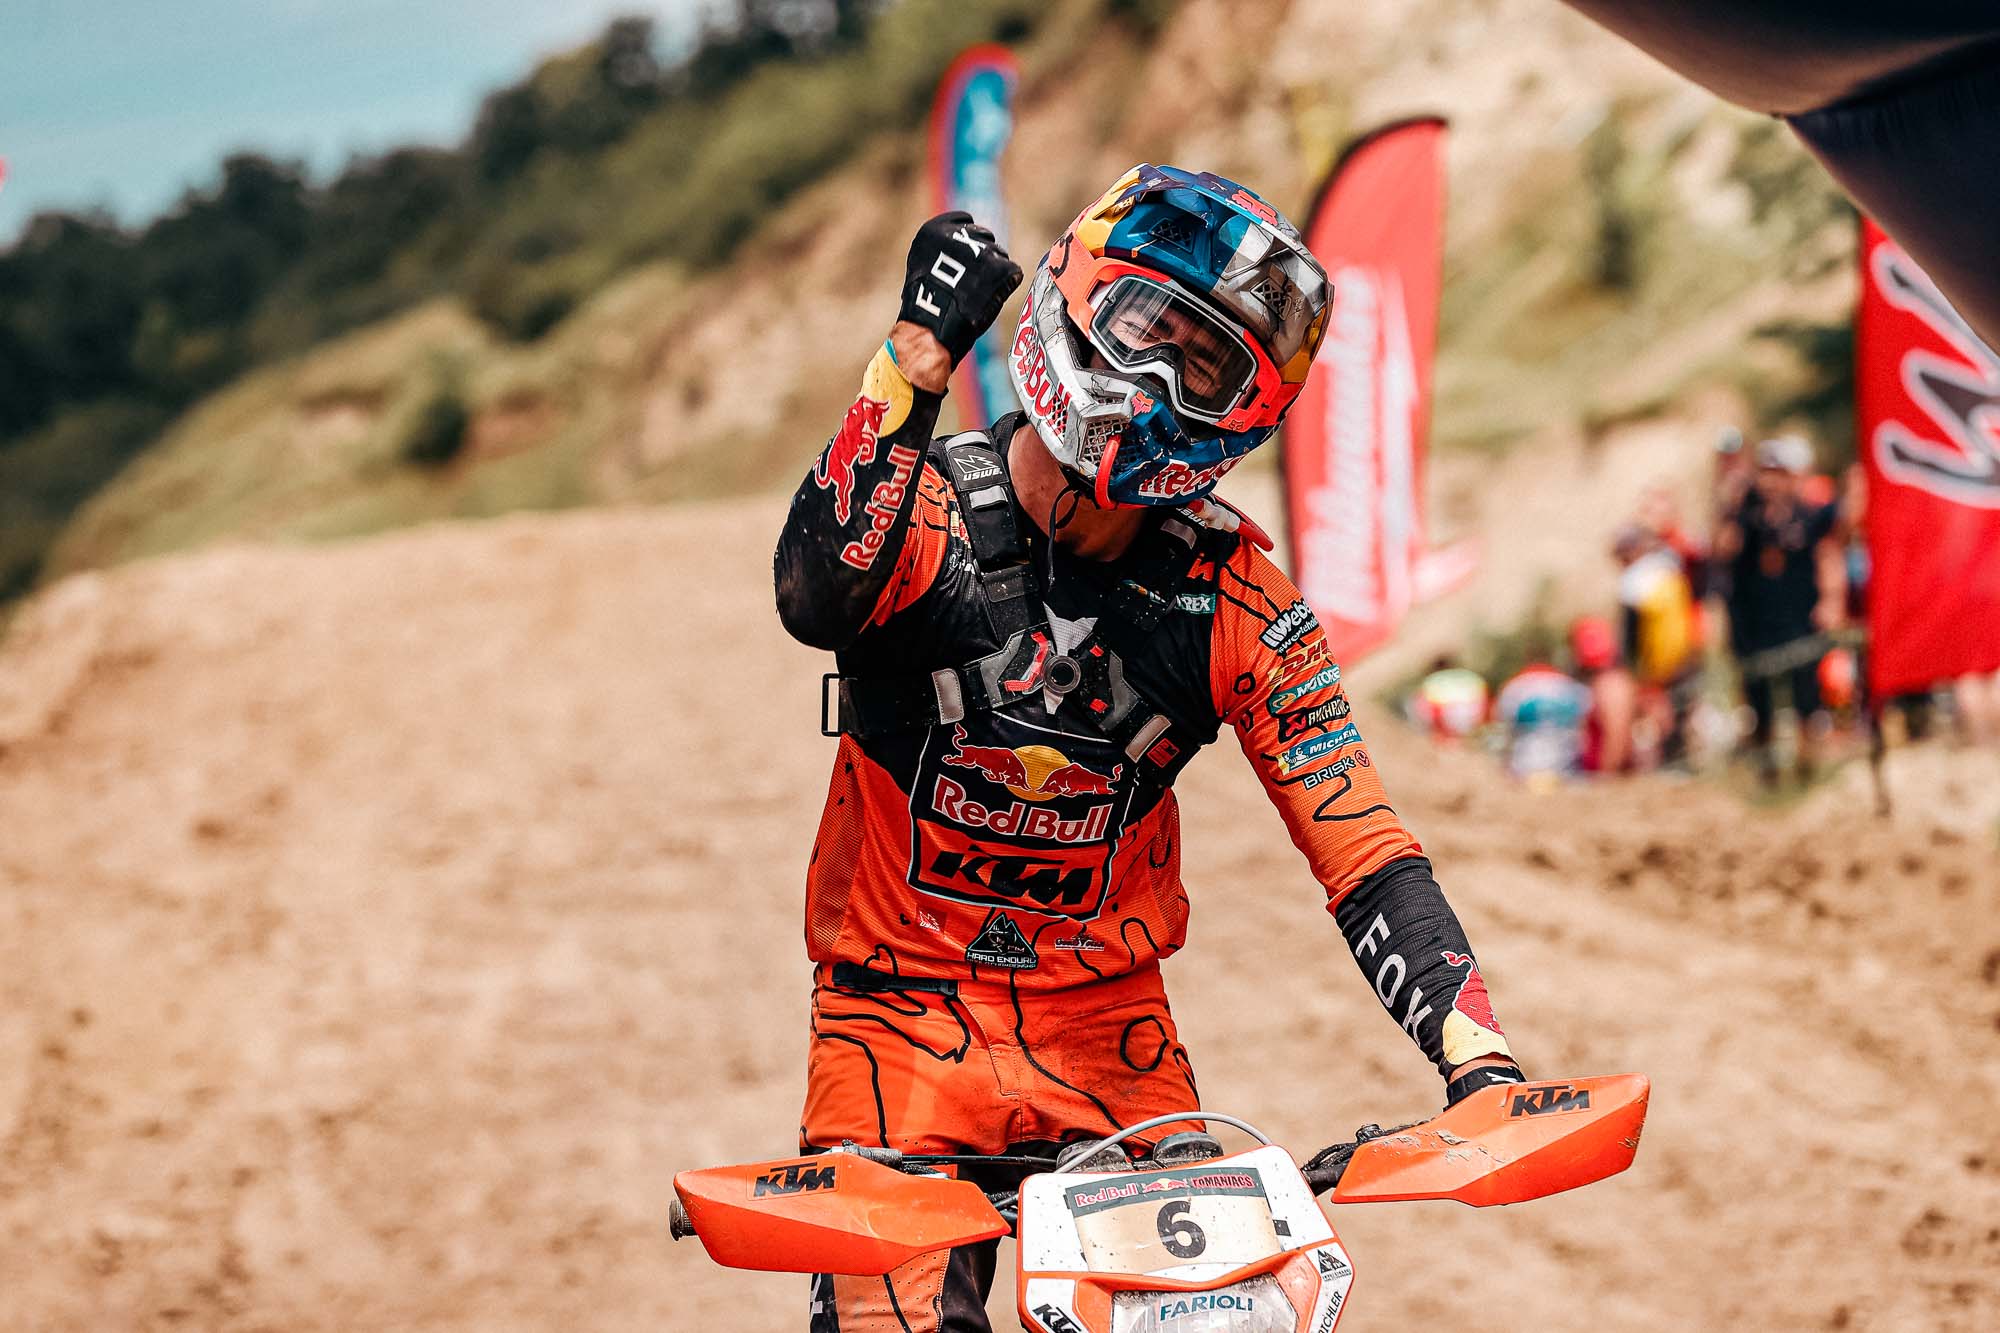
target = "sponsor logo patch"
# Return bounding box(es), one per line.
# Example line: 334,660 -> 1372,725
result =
1507,1083 -> 1592,1118
931,776 -> 1114,843
1012,316 -> 1073,435
910,723 -> 1129,922
753,1162 -> 837,1197
1032,1304 -> 1084,1333
838,442 -> 921,571
1258,597 -> 1318,650
1275,693 -> 1351,740
1276,723 -> 1362,774
1064,1167 -> 1266,1216
965,911 -> 1038,969
1297,749 -> 1371,789
1268,662 -> 1341,714
1159,1293 -> 1256,1319
1134,455 -> 1239,500
813,394 -> 889,526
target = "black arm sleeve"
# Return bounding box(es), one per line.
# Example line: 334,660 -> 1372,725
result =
1331,856 -> 1516,1078
772,342 -> 945,650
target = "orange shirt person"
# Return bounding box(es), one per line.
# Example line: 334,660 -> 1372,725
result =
773,168 -> 1523,1332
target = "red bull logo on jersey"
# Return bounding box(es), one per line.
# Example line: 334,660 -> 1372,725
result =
939,724 -> 1121,801
930,777 -> 1113,842
813,392 -> 889,526
1441,950 -> 1500,1031
911,724 -> 1128,922
839,441 -> 921,572
1438,948 -> 1510,1069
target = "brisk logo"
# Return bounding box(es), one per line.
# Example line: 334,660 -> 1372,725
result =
1508,1084 -> 1592,1118
753,1162 -> 838,1197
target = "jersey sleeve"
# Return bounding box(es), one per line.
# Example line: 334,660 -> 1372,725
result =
1210,543 -> 1515,1079
1208,542 -> 1422,897
866,460 -> 954,627
773,341 -> 952,649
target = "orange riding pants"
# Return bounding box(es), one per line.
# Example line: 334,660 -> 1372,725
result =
801,962 -> 1200,1332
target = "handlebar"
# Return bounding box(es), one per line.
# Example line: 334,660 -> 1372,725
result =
1300,1122 -> 1414,1194
821,1119 -> 1413,1206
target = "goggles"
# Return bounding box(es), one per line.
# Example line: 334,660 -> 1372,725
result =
1088,275 -> 1261,423
1054,255 -> 1301,433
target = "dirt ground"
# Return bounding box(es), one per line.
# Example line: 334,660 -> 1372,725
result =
2,482 -> 1997,1332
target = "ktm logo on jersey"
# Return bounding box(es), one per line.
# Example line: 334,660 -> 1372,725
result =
927,851 -> 1095,908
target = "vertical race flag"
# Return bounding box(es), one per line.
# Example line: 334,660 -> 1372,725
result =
1281,117 -> 1474,665
1856,217 -> 2000,696
928,44 -> 1019,430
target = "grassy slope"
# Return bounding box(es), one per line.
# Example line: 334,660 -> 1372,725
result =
43,0 -> 1851,584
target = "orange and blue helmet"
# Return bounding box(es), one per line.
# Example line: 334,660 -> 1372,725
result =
1009,164 -> 1330,507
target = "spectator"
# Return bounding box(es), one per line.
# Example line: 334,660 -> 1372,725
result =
1955,670 -> 2000,746
1569,614 -> 1639,775
1614,520 -> 1701,764
1408,656 -> 1491,742
1494,656 -> 1593,787
1714,435 -> 1847,784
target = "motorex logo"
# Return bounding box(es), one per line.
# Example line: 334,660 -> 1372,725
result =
1268,663 -> 1341,714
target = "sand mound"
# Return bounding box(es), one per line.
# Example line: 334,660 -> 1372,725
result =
1,496 -> 1995,1331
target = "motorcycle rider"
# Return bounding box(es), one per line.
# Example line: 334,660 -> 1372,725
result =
774,166 -> 1525,1332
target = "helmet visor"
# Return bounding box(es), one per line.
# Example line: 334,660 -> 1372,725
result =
1088,275 -> 1260,422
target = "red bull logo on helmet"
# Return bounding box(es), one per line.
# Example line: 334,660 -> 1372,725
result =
1011,312 -> 1073,435
1133,454 -> 1240,500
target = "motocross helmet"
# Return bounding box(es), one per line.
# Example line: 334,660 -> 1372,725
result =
1008,164 -> 1330,507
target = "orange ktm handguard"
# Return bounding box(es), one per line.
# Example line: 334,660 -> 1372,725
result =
1331,1072 -> 1649,1207
673,1152 -> 1011,1275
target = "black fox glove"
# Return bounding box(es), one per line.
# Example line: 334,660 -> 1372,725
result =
898,211 -> 1022,365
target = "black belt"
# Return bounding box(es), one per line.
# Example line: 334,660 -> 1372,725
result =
829,963 -> 959,997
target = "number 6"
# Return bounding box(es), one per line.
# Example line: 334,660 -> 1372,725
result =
1156,1199 -> 1207,1258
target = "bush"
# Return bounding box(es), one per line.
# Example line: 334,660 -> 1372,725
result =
398,363 -> 471,467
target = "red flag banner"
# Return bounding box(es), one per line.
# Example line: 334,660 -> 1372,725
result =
1856,217 -> 2000,697
1282,117 -> 1468,666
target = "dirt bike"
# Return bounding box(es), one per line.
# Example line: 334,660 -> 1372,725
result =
670,1072 -> 1649,1331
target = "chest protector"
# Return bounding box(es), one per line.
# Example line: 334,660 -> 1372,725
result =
824,427 -> 1221,792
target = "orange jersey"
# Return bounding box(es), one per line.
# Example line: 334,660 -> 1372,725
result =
796,429 -> 1420,992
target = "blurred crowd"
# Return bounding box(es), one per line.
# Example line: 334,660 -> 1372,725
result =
1409,431 -> 2000,789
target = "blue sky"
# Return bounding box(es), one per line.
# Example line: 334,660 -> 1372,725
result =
0,0 -> 726,242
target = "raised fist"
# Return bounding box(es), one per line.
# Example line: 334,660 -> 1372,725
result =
898,212 -> 1023,366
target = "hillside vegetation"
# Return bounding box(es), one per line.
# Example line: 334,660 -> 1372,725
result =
0,0 -> 1066,598
18,0 -> 1852,593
